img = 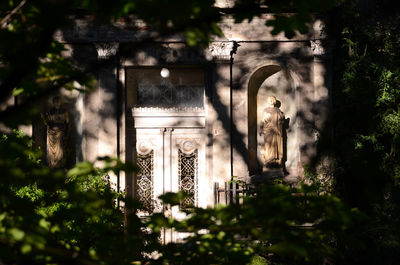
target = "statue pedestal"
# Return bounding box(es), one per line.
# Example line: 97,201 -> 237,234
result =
250,167 -> 285,185
262,167 -> 285,176
249,167 -> 302,187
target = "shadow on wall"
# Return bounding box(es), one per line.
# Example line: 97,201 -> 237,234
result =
235,40 -> 329,182
51,34 -> 332,191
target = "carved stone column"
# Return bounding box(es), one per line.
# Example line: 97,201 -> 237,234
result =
310,39 -> 334,188
310,39 -> 333,136
84,42 -> 119,161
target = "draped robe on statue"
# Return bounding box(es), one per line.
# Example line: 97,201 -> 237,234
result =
260,106 -> 285,168
44,105 -> 69,168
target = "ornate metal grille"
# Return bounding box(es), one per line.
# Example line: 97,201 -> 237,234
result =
136,150 -> 154,212
178,149 -> 198,208
137,84 -> 204,108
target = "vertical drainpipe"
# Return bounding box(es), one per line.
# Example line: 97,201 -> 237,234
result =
229,41 -> 239,180
116,45 -> 121,208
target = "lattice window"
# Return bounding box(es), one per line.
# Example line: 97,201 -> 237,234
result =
137,84 -> 204,108
178,149 -> 198,208
136,150 -> 154,212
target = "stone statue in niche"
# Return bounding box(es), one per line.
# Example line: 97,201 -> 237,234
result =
260,96 -> 285,169
43,96 -> 69,168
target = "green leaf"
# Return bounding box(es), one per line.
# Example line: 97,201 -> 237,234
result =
9,228 -> 25,241
21,243 -> 32,254
67,161 -> 95,177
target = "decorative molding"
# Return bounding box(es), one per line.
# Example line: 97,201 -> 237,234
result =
136,44 -> 204,63
132,106 -> 205,112
132,116 -> 206,128
132,107 -> 205,116
94,42 -> 119,59
209,42 -> 233,60
310,40 -> 325,56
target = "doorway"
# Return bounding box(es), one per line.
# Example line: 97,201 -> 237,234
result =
125,67 -> 208,219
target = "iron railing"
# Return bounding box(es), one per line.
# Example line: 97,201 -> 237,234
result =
214,181 -> 254,205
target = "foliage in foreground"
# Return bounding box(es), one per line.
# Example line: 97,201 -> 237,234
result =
0,132 -> 159,264
318,1 -> 400,263
0,132 -> 363,265
154,185 -> 363,265
2,0 -> 400,264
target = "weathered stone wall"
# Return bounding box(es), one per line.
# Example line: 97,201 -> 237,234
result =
52,15 -> 333,204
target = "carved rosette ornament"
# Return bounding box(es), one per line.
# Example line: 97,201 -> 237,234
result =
94,42 -> 119,59
137,141 -> 153,156
180,140 -> 197,155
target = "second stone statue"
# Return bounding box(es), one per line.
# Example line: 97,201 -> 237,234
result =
260,96 -> 285,170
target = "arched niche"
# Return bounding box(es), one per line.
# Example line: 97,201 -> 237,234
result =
248,65 -> 297,175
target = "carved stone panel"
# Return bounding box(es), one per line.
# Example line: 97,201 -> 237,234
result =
178,140 -> 198,208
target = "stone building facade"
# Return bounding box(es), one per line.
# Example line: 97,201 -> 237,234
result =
33,10 -> 332,216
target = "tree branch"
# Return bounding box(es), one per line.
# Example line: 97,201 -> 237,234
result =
0,0 -> 27,28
